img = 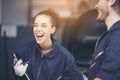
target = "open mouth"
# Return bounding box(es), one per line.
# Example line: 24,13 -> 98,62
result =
36,33 -> 44,38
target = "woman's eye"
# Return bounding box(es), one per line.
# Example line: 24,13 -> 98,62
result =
42,24 -> 47,28
33,24 -> 38,27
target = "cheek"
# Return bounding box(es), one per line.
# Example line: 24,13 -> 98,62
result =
98,10 -> 108,21
46,31 -> 51,36
33,28 -> 35,33
102,7 -> 108,16
33,28 -> 37,36
46,31 -> 53,37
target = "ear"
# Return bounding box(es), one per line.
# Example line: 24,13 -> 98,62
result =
51,26 -> 56,34
108,0 -> 116,6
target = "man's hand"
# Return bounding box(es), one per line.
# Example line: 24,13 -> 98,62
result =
13,59 -> 28,77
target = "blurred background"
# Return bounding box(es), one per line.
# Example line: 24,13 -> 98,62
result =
0,0 -> 107,80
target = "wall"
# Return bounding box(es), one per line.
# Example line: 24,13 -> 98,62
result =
2,0 -> 29,25
1,0 -> 98,25
89,0 -> 98,8
0,0 -> 29,79
0,0 -> 1,24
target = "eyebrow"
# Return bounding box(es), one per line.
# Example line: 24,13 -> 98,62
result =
33,23 -> 48,26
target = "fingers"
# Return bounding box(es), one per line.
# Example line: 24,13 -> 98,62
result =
15,59 -> 23,66
13,53 -> 18,64
13,59 -> 28,77
24,63 -> 28,68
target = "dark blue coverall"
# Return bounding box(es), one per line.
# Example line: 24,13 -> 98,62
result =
89,21 -> 120,80
11,39 -> 84,80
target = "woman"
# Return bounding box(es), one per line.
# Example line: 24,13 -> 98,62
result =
13,9 -> 84,80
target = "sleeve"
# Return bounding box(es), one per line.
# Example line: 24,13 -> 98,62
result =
8,52 -> 16,80
10,46 -> 28,80
63,52 -> 84,80
96,32 -> 120,80
8,51 -> 27,80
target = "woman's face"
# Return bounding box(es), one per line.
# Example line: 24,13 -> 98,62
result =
33,14 -> 56,45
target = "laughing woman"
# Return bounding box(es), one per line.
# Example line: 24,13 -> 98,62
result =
12,9 -> 84,80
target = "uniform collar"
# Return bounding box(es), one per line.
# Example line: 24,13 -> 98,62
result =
34,39 -> 58,58
107,20 -> 120,32
44,39 -> 58,58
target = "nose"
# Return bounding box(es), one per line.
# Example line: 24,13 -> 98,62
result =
95,2 -> 99,9
95,4 -> 98,9
39,28 -> 43,32
36,26 -> 42,31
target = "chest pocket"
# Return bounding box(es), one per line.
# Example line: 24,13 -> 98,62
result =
94,31 -> 111,60
90,33 -> 110,69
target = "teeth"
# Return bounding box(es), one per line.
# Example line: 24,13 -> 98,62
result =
36,33 -> 43,37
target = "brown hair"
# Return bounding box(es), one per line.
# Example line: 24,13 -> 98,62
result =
33,9 -> 60,29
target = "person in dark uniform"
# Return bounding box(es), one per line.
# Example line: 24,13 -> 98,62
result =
12,9 -> 84,80
89,0 -> 120,80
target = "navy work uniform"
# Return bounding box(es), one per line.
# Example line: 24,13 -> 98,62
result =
89,21 -> 120,80
12,39 -> 84,80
